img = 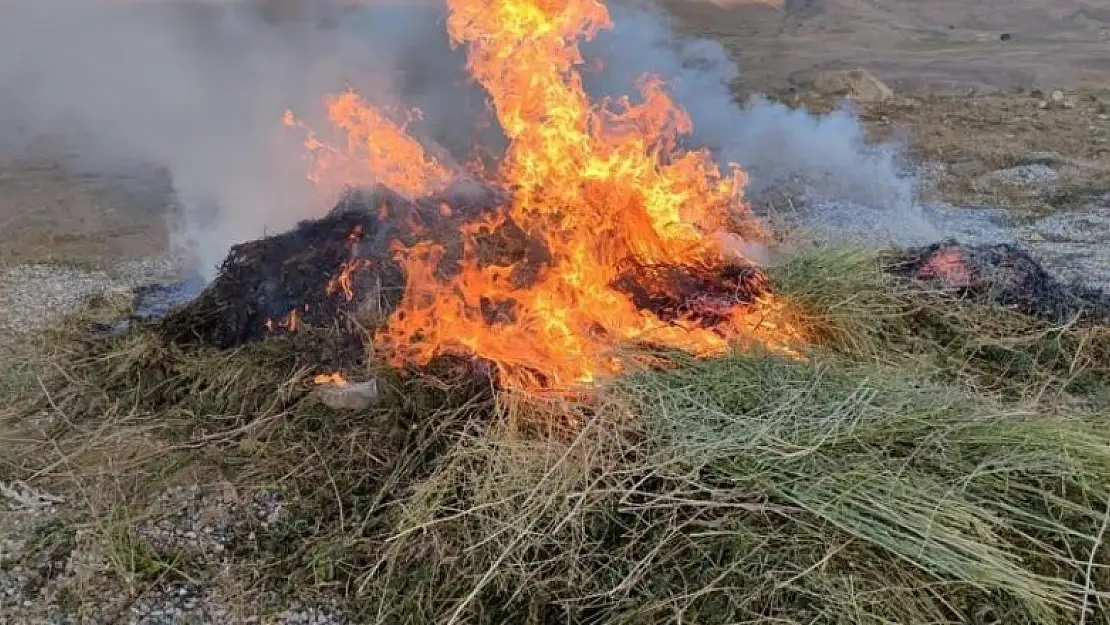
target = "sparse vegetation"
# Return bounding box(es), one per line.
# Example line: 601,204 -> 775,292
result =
4,247 -> 1110,623
763,86 -> 1110,215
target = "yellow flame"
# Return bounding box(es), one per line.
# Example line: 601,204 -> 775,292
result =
289,0 -> 804,390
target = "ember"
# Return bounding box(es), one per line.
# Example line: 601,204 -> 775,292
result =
891,240 -> 1110,323
314,372 -> 349,387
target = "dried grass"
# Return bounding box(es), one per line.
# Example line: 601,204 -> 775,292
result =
3,245 -> 1110,623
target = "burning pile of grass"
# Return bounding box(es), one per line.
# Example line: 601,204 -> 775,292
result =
152,204 -> 1110,393
157,183 -> 780,389
891,240 -> 1110,324
157,184 -> 493,349
6,246 -> 1110,623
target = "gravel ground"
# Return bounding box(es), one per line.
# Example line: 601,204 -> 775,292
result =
1,481 -> 350,625
1024,197 -> 1110,290
0,258 -> 181,336
989,163 -> 1061,188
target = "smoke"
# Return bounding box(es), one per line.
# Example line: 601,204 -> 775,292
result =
0,0 -> 932,280
0,0 -> 472,277
585,2 -> 939,246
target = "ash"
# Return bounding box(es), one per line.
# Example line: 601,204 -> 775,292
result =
132,278 -> 206,320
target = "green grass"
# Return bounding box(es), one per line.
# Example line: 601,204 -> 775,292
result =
3,246 -> 1110,623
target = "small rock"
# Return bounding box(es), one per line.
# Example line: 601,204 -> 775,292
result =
1016,151 -> 1067,167
1062,97 -> 1077,109
991,164 -> 1060,187
1050,90 -> 1066,104
1098,114 -> 1109,121
254,490 -> 285,527
1038,100 -> 1049,110
812,68 -> 894,103
315,379 -> 381,411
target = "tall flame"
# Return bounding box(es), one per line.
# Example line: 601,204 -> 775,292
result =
291,0 -> 801,389
284,91 -> 452,199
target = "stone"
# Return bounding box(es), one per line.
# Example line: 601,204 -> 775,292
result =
1015,151 -> 1068,167
812,69 -> 894,103
315,379 -> 380,411
990,164 -> 1060,187
1050,90 -> 1066,104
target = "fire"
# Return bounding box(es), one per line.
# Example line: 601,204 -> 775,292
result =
918,246 -> 973,288
314,372 -> 350,387
327,224 -> 374,301
284,91 -> 452,200
328,259 -> 374,301
264,307 -> 304,333
289,0 -> 803,389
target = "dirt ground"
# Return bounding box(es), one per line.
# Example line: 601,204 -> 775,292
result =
664,0 -> 1110,95
0,155 -> 174,267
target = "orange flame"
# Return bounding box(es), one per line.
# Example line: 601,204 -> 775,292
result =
284,92 -> 452,199
324,224 -> 374,301
314,372 -> 350,386
919,247 -> 973,288
327,259 -> 374,301
289,0 -> 803,389
264,306 -> 306,333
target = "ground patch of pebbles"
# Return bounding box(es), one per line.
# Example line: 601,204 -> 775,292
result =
988,163 -> 1062,188
1,481 -> 350,625
135,486 -> 285,560
0,258 -> 181,336
1022,194 -> 1110,290
1,483 -> 71,623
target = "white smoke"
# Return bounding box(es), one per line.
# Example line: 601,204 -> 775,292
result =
0,0 -> 935,280
586,2 -> 939,246
0,0 -> 467,277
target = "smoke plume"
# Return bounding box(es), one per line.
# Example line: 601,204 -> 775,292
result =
0,0 -> 931,279
586,3 -> 937,246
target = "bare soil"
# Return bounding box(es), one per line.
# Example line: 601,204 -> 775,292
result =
0,153 -> 173,268
664,0 -> 1110,95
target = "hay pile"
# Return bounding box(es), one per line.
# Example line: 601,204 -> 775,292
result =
156,185 -> 776,356
890,240 -> 1110,323
7,243 -> 1110,624
158,188 -> 423,348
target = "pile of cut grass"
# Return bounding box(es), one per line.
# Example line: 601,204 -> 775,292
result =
3,246 -> 1110,624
